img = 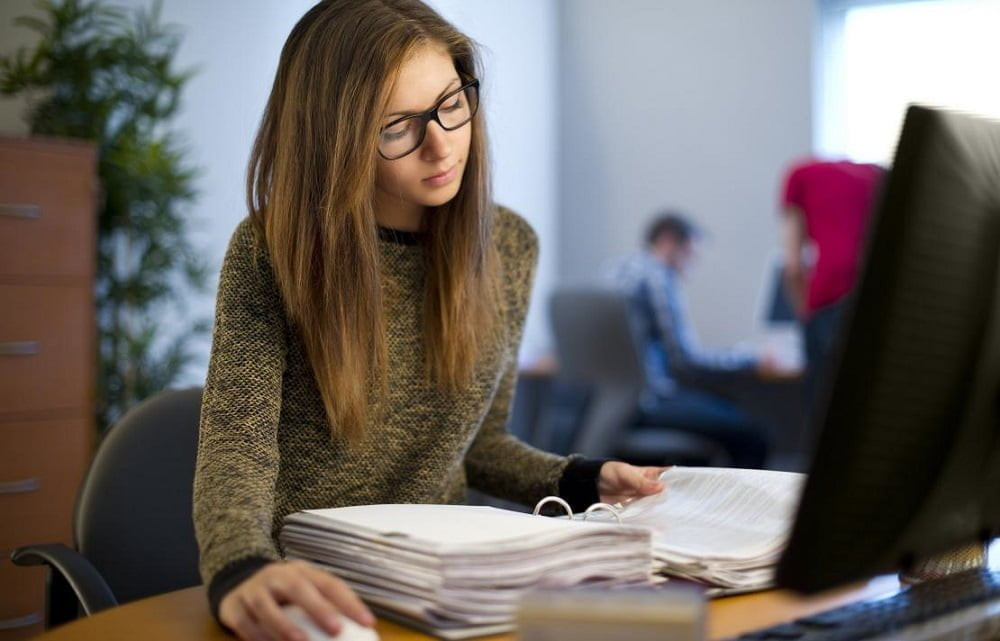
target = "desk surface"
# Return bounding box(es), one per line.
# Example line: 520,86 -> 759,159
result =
34,577 -> 901,641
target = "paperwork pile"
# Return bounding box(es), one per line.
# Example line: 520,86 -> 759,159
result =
280,467 -> 804,638
279,503 -> 654,639
606,467 -> 805,594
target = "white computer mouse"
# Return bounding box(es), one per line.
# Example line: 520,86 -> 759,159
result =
281,605 -> 380,641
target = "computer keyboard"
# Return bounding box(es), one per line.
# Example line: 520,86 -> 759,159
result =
728,568 -> 1000,641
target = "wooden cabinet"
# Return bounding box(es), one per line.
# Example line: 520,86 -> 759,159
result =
0,137 -> 96,640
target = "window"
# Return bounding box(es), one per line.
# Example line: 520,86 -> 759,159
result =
817,0 -> 1000,163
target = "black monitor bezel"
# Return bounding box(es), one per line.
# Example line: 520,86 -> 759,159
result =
776,105 -> 1000,592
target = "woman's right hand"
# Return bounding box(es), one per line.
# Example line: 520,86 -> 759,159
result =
219,560 -> 375,641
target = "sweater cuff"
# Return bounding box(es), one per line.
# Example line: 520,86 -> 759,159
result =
558,455 -> 610,513
208,556 -> 273,625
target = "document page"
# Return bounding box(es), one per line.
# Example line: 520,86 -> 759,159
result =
621,467 -> 803,558
607,467 -> 805,588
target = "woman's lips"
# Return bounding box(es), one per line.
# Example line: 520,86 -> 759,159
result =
423,164 -> 458,187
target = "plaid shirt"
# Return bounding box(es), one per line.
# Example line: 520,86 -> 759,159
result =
609,252 -> 757,398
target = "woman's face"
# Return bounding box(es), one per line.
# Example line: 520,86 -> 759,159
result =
374,43 -> 473,230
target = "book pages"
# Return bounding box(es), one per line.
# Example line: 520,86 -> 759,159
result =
607,467 -> 805,590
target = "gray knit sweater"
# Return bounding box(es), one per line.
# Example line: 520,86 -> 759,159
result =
192,208 -> 578,595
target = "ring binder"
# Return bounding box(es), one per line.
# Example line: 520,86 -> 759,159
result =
280,503 -> 654,639
582,502 -> 622,524
532,496 -> 573,518
532,496 -> 623,524
533,467 -> 808,595
277,466 -> 805,639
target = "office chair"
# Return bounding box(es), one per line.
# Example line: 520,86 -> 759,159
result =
548,288 -> 727,466
11,387 -> 203,626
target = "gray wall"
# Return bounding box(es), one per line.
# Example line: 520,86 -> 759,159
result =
558,0 -> 815,346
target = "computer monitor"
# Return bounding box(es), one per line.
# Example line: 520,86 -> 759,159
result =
776,104 -> 1000,593
763,259 -> 797,325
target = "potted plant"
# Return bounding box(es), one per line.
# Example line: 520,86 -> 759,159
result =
1,0 -> 208,433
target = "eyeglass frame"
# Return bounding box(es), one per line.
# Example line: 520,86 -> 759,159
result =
377,79 -> 480,160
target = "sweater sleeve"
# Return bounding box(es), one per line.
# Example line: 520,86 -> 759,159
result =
193,219 -> 286,590
464,209 -> 571,504
464,357 -> 570,504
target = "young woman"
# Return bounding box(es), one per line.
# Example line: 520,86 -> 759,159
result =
192,2 -> 666,640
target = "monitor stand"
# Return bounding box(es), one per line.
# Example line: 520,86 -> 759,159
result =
900,542 -> 990,584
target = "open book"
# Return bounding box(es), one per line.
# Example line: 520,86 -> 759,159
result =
585,466 -> 805,594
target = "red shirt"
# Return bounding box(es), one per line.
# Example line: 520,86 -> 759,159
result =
781,159 -> 885,314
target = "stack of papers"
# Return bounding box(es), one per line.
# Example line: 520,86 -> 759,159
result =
605,467 -> 805,594
280,467 -> 803,638
279,503 -> 654,639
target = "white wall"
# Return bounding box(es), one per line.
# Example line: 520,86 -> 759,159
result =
165,0 -> 560,377
558,0 -> 815,346
425,0 -> 560,367
135,1 -> 319,382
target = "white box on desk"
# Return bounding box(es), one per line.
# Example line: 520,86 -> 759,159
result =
516,584 -> 705,641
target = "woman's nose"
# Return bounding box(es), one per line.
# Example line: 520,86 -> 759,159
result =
420,120 -> 452,160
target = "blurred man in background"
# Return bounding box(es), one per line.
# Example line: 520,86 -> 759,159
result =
611,212 -> 778,468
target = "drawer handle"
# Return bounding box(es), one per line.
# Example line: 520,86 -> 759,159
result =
0,204 -> 41,219
0,612 -> 43,630
0,478 -> 41,494
0,341 -> 40,356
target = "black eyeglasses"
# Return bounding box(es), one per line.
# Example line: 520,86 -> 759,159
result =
378,79 -> 480,160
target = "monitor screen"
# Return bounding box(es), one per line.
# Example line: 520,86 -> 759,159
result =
776,105 -> 1000,592
764,259 -> 797,324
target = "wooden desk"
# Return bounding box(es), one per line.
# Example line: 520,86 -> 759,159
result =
33,577 -> 900,641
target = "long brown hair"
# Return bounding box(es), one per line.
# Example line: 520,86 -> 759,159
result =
246,0 -> 497,443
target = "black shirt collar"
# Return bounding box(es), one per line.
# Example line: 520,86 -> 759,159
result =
377,226 -> 423,246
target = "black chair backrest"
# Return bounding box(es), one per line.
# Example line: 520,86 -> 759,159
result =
550,289 -> 645,387
73,387 -> 202,604
549,289 -> 646,457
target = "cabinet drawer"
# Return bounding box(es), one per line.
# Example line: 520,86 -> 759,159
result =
0,418 -> 88,551
0,138 -> 96,280
0,284 -> 92,416
0,559 -> 45,640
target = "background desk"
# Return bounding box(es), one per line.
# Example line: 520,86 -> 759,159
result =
33,578 -> 900,641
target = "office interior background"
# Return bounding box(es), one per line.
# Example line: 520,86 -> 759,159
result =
2,0 -> 999,381
5,3 -> 1000,639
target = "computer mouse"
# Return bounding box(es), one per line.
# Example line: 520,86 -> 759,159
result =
281,605 -> 380,641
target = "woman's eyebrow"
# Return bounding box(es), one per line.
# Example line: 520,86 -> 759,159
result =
385,77 -> 462,119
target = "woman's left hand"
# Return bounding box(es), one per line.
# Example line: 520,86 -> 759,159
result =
597,461 -> 668,505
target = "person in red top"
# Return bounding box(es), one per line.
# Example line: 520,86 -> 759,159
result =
780,159 -> 886,407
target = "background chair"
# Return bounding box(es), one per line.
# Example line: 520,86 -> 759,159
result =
545,288 -> 728,466
11,387 -> 203,626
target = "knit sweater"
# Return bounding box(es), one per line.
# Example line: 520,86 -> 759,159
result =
192,208 -> 598,611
